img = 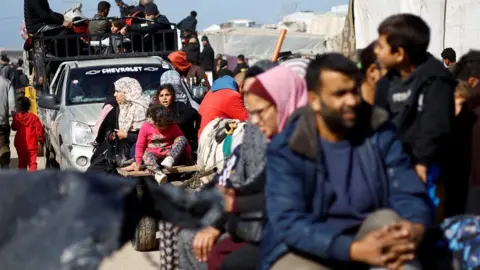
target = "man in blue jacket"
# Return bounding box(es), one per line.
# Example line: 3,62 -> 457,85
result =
261,53 -> 433,270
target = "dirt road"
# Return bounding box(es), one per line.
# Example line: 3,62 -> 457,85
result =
9,132 -> 161,270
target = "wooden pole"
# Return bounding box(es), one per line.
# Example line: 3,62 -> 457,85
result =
272,29 -> 287,62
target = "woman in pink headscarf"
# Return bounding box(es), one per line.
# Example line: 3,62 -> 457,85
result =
201,65 -> 308,270
245,65 -> 308,139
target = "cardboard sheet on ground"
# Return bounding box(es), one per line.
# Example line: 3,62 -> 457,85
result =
0,171 -> 223,270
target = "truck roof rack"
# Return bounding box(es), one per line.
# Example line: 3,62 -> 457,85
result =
29,27 -> 179,89
32,28 -> 179,62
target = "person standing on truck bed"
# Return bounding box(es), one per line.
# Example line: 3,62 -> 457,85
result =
24,0 -> 72,35
0,75 -> 15,169
89,1 -> 111,41
178,11 -> 198,33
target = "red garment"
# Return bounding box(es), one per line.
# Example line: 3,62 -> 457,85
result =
168,51 -> 192,73
207,236 -> 246,270
197,90 -> 248,138
12,112 -> 45,171
18,150 -> 38,171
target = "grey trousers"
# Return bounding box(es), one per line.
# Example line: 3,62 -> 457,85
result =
271,209 -> 422,270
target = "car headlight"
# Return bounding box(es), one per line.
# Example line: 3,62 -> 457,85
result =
72,122 -> 95,146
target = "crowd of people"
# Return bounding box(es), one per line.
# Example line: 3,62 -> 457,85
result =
8,0 -> 480,269
77,11 -> 480,270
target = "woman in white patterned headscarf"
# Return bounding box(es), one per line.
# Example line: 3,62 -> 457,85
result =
114,77 -> 150,140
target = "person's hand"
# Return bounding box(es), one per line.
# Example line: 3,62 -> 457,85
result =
192,226 -> 221,262
120,27 -> 127,36
388,221 -> 425,246
114,129 -> 127,140
415,164 -> 427,184
123,162 -> 139,172
350,226 -> 414,267
217,186 -> 235,213
63,21 -> 73,28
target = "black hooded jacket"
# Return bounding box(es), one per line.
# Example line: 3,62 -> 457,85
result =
200,37 -> 215,72
375,54 -> 456,165
24,0 -> 65,34
177,15 -> 197,32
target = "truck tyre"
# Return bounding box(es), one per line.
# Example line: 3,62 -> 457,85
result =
131,179 -> 158,251
131,216 -> 158,251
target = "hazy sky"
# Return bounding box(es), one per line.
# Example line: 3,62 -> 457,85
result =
1,0 -> 347,48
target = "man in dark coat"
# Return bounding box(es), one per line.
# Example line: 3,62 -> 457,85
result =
453,50 -> 480,215
178,11 -> 198,33
24,0 -> 72,35
200,36 -> 215,71
88,1 -> 111,41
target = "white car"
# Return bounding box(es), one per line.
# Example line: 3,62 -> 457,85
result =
37,56 -> 198,171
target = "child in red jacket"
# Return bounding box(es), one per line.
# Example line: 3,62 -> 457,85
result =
11,97 -> 45,171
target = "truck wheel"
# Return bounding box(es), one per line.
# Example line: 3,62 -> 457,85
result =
131,216 -> 158,251
131,179 -> 158,251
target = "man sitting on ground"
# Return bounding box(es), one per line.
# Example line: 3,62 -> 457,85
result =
261,53 -> 433,270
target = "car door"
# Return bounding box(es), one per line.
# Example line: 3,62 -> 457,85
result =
49,66 -> 69,154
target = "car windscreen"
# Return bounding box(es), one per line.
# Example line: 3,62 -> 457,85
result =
66,65 -> 168,105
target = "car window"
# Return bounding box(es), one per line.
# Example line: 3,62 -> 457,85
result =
55,69 -> 66,103
66,65 -> 169,105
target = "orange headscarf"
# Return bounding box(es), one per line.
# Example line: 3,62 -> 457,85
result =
168,51 -> 192,74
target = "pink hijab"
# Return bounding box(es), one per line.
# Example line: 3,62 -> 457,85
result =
256,65 -> 308,130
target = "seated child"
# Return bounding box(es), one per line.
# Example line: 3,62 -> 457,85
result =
110,20 -> 129,53
11,97 -> 45,171
134,106 -> 192,183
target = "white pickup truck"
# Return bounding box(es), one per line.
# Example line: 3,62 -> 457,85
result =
37,56 -> 198,171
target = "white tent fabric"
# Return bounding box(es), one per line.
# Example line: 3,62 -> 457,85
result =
200,28 -> 326,60
354,0 -> 446,57
354,0 -> 480,59
444,0 -> 480,58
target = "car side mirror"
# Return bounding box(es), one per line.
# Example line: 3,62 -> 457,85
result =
38,94 -> 59,110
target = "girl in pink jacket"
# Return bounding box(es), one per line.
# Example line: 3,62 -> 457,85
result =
135,105 -> 192,183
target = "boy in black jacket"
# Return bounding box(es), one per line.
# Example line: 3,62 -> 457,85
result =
374,14 -> 456,196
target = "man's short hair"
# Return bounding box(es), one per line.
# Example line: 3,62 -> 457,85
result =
378,14 -> 430,65
191,11 -> 197,17
306,53 -> 362,92
453,50 -> 480,80
98,1 -> 111,12
442,47 -> 456,63
237,54 -> 245,62
358,41 -> 377,75
16,96 -> 31,113
217,69 -> 234,78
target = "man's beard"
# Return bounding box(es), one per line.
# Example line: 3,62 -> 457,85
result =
319,99 -> 358,135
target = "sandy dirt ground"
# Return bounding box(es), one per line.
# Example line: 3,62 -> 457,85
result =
9,132 -> 161,270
